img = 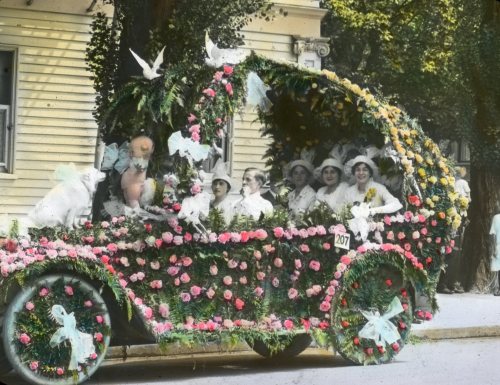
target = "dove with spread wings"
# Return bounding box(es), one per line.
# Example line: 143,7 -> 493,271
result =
129,46 -> 166,80
205,32 -> 248,68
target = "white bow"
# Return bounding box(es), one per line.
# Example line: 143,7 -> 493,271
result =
246,71 -> 272,111
348,202 -> 371,241
168,131 -> 210,165
358,296 -> 404,347
177,192 -> 210,234
49,305 -> 96,370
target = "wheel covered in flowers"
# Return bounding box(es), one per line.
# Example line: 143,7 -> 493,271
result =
247,333 -> 312,358
331,255 -> 414,365
2,274 -> 111,385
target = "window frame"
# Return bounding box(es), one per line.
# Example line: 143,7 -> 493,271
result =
0,46 -> 18,174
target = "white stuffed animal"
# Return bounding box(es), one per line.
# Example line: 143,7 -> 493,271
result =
29,167 -> 105,229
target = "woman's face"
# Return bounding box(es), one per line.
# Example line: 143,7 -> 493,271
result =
354,163 -> 371,185
212,179 -> 229,199
291,166 -> 310,189
322,166 -> 340,187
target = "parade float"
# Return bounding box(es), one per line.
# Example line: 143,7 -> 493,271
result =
0,50 -> 466,385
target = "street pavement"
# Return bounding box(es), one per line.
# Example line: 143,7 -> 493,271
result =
1,293 -> 500,385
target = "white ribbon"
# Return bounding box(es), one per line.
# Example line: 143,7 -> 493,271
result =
358,296 -> 404,347
177,192 -> 210,234
348,202 -> 371,242
49,305 -> 96,370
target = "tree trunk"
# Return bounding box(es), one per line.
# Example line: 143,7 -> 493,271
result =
461,166 -> 500,292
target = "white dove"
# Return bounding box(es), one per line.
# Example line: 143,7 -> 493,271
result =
129,46 -> 165,80
205,32 -> 248,68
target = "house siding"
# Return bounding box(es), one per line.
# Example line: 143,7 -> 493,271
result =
231,2 -> 326,181
0,5 -> 100,215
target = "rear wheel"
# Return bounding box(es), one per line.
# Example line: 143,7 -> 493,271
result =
2,274 -> 111,385
248,333 -> 312,358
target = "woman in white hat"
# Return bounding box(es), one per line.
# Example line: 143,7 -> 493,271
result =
211,171 -> 235,225
344,155 -> 402,215
314,158 -> 349,212
287,160 -> 316,217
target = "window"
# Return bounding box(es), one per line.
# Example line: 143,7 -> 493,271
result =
0,49 -> 16,173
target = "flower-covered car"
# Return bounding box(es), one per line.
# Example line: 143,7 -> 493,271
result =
0,55 -> 463,385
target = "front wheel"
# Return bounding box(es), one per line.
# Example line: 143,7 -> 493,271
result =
331,262 -> 413,365
2,274 -> 111,385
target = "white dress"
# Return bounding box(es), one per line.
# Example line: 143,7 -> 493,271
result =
211,196 -> 236,225
344,180 -> 402,215
233,192 -> 273,220
315,182 -> 349,212
489,214 -> 500,272
288,185 -> 316,217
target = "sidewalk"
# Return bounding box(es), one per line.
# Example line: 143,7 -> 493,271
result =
107,293 -> 500,361
412,293 -> 500,339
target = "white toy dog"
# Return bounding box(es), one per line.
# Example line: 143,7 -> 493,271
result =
29,167 -> 105,229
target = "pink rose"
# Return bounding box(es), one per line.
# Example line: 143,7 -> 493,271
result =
135,257 -> 146,266
225,82 -> 233,96
64,285 -> 74,296
187,113 -> 197,123
56,367 -> 64,376
214,71 -> 223,81
209,265 -> 218,276
180,273 -> 190,283
254,229 -> 268,240
25,302 -> 35,311
274,258 -> 283,268
273,227 -> 284,238
412,231 -> 420,240
180,292 -> 192,302
223,276 -> 233,286
299,244 -> 310,253
288,288 -> 298,299
323,242 -> 331,250
190,184 -> 202,195
84,300 -> 93,308
150,261 -> 160,270
162,232 -> 173,243
29,361 -> 39,371
227,259 -> 238,269
223,290 -> 233,300
159,303 -> 170,318
397,232 -> 406,240
107,243 -> 118,253
190,285 -> 201,296
254,287 -> 264,297
19,333 -> 31,345
169,254 -> 178,264
420,228 -> 428,236
89,352 -> 98,360
143,307 -> 153,319
206,287 -> 216,299
256,271 -> 266,281
340,255 -> 351,265
96,315 -> 104,324
283,319 -> 294,330
272,277 -> 280,287
223,65 -> 234,75
294,259 -> 302,269
309,260 -> 321,271
386,231 -> 395,241
239,261 -> 248,270
203,88 -> 216,98
150,280 -> 163,289
253,250 -> 262,260
182,256 -> 193,267
319,301 -> 331,312
234,298 -> 245,310
239,276 -> 248,285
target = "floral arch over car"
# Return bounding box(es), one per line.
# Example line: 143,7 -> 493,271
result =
0,54 -> 466,384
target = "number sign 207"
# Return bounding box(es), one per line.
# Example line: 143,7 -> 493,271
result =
334,232 -> 350,250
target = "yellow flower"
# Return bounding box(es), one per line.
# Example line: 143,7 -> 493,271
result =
389,126 -> 398,136
426,158 -> 434,166
432,195 -> 440,202
448,192 -> 458,202
425,198 -> 435,208
452,216 -> 462,230
447,207 -> 458,217
407,151 -> 415,159
459,196 -> 469,209
418,168 -> 426,178
405,138 -> 413,146
440,177 -> 448,186
410,129 -> 418,137
428,176 -> 437,184
415,154 -> 423,163
420,182 -> 427,190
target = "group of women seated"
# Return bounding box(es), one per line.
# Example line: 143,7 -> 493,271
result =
208,154 -> 403,226
287,155 -> 402,218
